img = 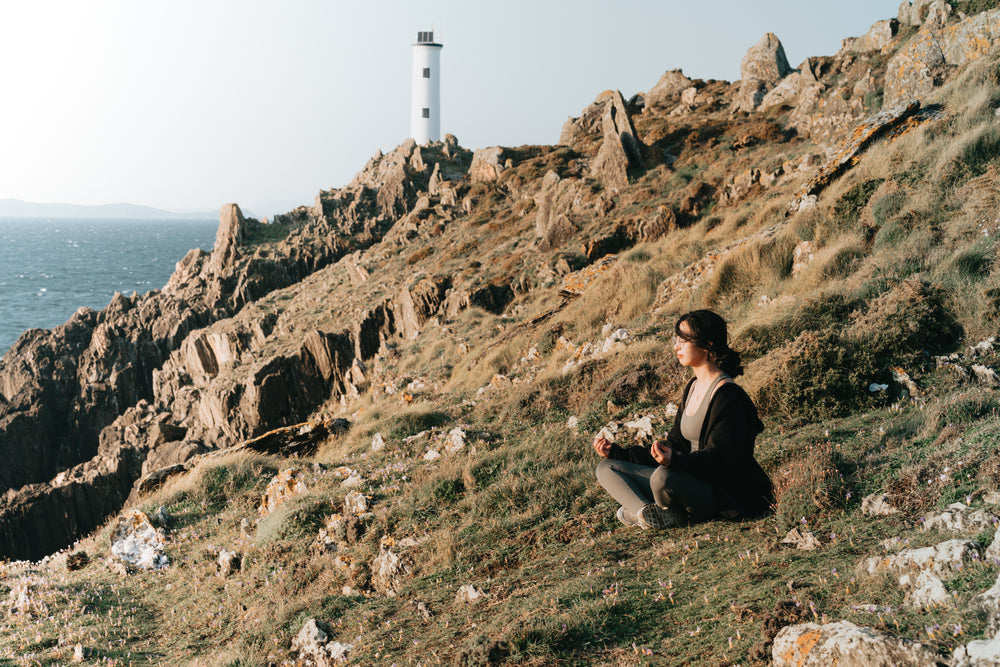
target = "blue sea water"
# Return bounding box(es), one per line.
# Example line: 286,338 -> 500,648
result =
0,218 -> 218,357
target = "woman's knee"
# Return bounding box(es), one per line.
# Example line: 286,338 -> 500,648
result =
650,465 -> 670,492
595,457 -> 613,481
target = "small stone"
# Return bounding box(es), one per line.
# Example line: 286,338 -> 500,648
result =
780,527 -> 822,551
344,491 -> 368,516
972,572 -> 1000,635
862,493 -> 899,516
773,620 -> 945,666
901,570 -> 950,609
455,584 -> 489,604
110,510 -> 169,571
72,644 -> 87,662
953,632 -> 1000,667
566,416 -> 579,430
444,427 -> 466,454
150,505 -> 173,527
624,415 -> 655,440
218,549 -> 241,578
371,432 -> 386,451
423,449 -> 441,461
922,502 -> 998,534
258,468 -> 307,517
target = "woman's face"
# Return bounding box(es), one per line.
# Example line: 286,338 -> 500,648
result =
673,322 -> 708,368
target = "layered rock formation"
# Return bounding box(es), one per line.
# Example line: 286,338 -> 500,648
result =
0,139 -> 472,561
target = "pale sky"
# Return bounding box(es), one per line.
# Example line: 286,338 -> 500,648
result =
0,1 -> 902,219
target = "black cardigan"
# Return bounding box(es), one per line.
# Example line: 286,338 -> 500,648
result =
608,379 -> 774,517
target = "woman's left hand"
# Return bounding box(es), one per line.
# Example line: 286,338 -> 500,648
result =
651,439 -> 672,465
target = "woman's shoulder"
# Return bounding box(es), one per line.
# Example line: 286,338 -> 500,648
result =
712,382 -> 764,427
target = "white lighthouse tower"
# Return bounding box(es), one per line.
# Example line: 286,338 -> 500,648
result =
410,30 -> 442,144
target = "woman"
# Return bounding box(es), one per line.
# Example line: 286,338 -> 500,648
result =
593,310 -> 773,529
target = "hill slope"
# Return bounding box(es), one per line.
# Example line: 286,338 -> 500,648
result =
6,3 -> 1000,665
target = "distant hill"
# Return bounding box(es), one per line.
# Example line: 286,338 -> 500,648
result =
0,198 -> 218,220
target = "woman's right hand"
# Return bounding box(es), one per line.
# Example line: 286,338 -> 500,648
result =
592,436 -> 612,458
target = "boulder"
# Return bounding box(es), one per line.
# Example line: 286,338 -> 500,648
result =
841,19 -> 899,54
772,620 -> 944,666
884,30 -> 946,107
740,32 -> 792,85
258,469 -> 307,517
559,92 -> 612,147
469,147 -> 506,183
731,79 -> 771,114
861,493 -> 899,516
291,619 -> 353,666
590,90 -> 643,190
455,584 -> 489,605
371,539 -> 410,597
953,633 -> 1000,667
900,570 -> 950,608
141,439 -> 205,476
218,549 -> 241,578
972,572 -> 1000,636
780,527 -> 822,551
759,72 -> 806,111
110,509 -> 169,571
645,69 -> 693,108
209,203 -> 249,277
942,9 -> 1000,67
343,490 -> 368,516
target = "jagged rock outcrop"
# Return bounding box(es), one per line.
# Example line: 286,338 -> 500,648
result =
772,621 -> 944,666
533,170 -> 589,250
590,90 -> 643,189
645,69 -> 693,109
732,33 -> 792,113
841,19 -> 899,54
469,147 -> 507,183
0,140 -> 473,561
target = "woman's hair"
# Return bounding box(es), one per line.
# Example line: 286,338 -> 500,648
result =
675,309 -> 743,377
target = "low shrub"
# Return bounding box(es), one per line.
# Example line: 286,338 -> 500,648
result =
772,442 -> 848,530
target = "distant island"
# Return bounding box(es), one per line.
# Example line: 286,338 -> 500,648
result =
0,198 -> 219,220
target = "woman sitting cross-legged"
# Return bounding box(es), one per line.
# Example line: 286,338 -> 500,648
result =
593,309 -> 773,529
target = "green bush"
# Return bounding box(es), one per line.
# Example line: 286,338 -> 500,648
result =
833,178 -> 885,222
871,191 -> 906,225
255,495 -> 331,544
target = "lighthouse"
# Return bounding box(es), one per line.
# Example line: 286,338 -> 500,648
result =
410,30 -> 442,144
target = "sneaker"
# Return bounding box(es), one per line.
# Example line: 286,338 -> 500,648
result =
638,503 -> 685,530
616,505 -> 641,528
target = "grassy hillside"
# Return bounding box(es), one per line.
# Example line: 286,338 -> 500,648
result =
7,15 -> 1000,667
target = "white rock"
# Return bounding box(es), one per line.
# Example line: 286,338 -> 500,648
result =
610,328 -> 630,342
291,618 -> 353,665
780,527 -> 822,551
973,573 -> 1000,636
258,468 -> 307,516
110,510 -> 169,571
371,432 -> 386,451
984,491 -> 1000,506
901,570 -> 950,609
343,491 -> 368,516
444,427 -> 466,454
861,539 -> 983,577
953,632 -> 1000,667
869,383 -> 889,392
922,502 -> 998,534
455,584 -> 489,604
218,549 -> 241,578
772,620 -> 944,667
624,415 -> 655,440
371,543 -> 410,597
862,493 -> 899,516
972,364 -> 1000,386
566,416 -> 579,429
987,531 -> 1000,564
341,472 -> 365,489
665,402 -> 678,418
423,449 -> 441,461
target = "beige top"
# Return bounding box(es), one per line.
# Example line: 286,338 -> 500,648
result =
680,373 -> 730,451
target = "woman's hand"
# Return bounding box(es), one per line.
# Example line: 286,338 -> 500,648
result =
592,436 -> 612,458
651,439 -> 672,466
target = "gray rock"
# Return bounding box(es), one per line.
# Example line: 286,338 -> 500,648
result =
899,570 -> 950,609
218,549 -> 241,578
862,493 -> 900,516
941,9 -> 1000,67
455,584 -> 489,605
291,619 -> 353,666
590,90 -> 643,190
740,32 -> 791,86
972,573 -> 1000,636
861,538 -> 983,577
953,632 -> 1000,667
371,539 -> 410,597
110,509 -> 169,571
842,19 -> 899,54
780,527 -> 822,550
922,502 -> 998,533
645,69 -> 693,108
731,79 -> 771,113
884,29 -> 945,107
469,147 -> 506,183
773,620 -> 944,666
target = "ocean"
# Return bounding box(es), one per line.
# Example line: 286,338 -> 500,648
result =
0,218 -> 218,357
